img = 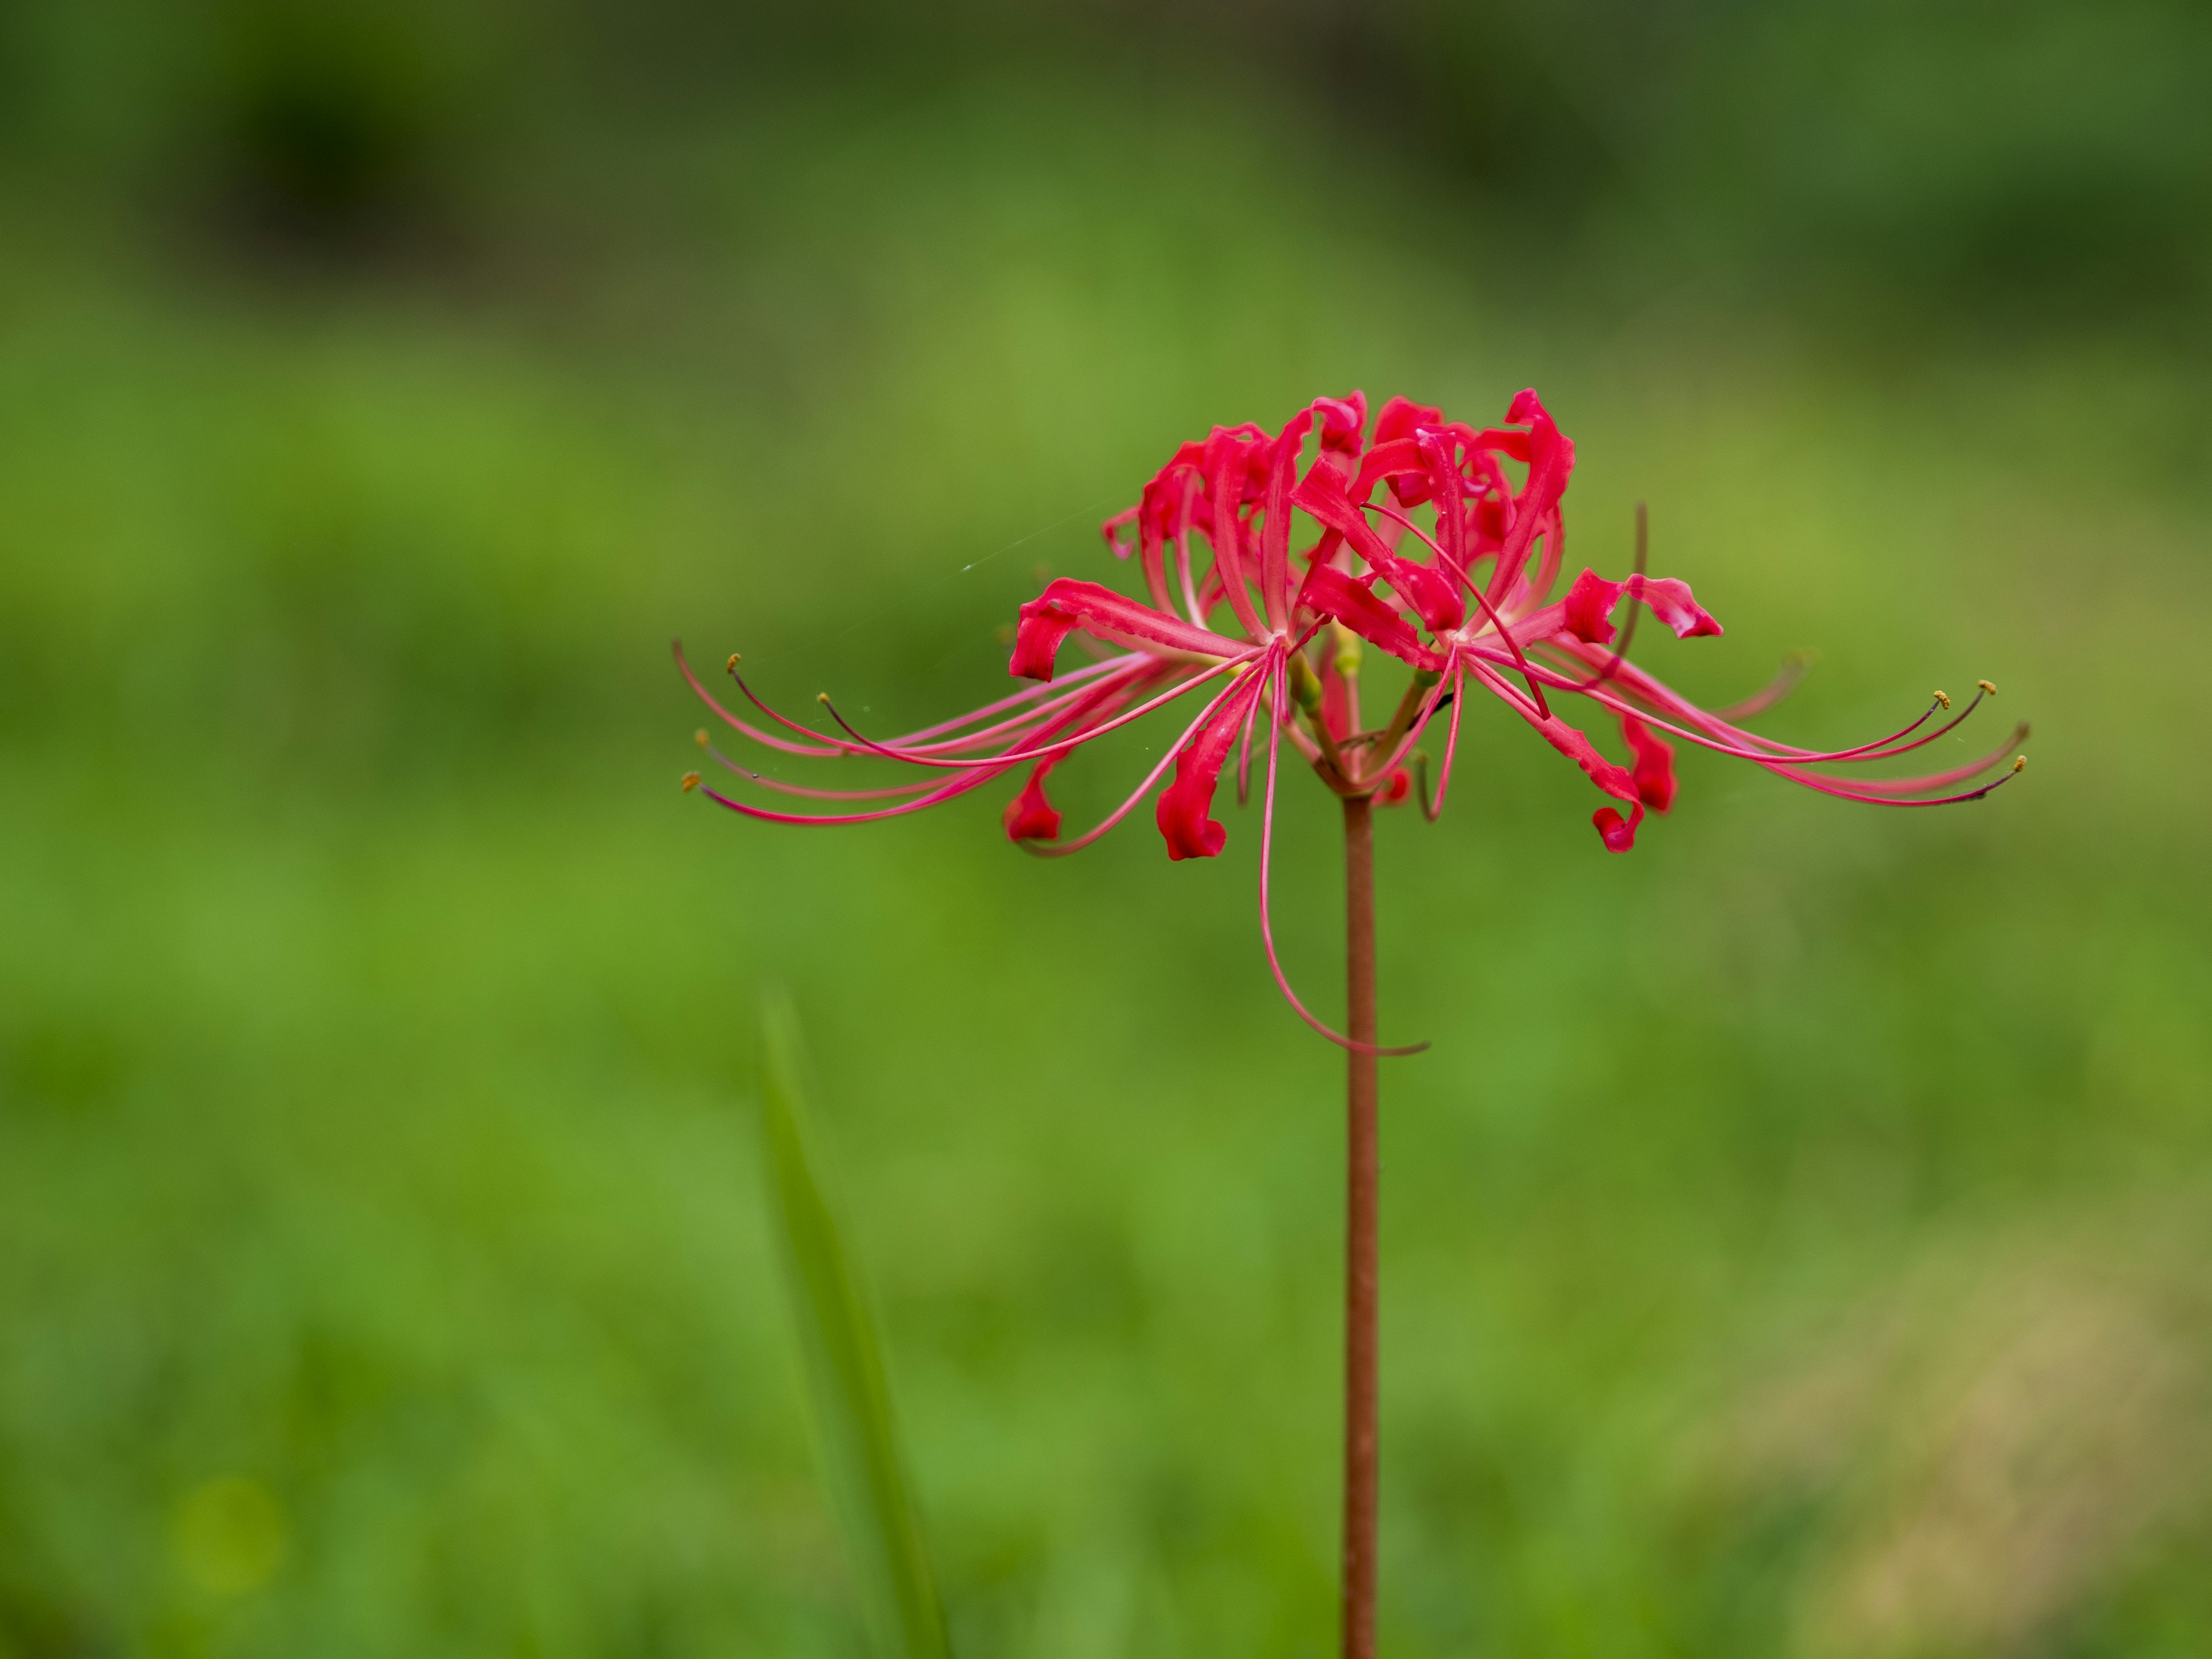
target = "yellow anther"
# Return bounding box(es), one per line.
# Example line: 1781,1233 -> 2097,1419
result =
681,771 -> 701,792
1978,679 -> 1997,695
727,654 -> 741,672
2012,755 -> 2027,774
816,692 -> 831,705
1933,690 -> 1951,709
694,728 -> 709,747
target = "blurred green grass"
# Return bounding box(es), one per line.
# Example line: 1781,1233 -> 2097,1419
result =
3,20 -> 2212,1659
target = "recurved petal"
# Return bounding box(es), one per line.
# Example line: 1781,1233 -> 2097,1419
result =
1156,665 -> 1270,860
1011,578 -> 1243,681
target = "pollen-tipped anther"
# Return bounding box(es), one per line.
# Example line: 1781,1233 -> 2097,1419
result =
695,728 -> 709,747
681,771 -> 701,792
1979,679 -> 1997,695
2012,755 -> 2026,774
1934,690 -> 1951,710
816,692 -> 831,705
726,654 -> 741,672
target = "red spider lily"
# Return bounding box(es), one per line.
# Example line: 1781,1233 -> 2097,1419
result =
676,388 -> 2027,1049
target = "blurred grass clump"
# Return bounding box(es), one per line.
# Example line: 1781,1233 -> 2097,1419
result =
2,3 -> 2209,1655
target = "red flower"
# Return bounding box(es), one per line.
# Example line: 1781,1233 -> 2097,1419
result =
679,389 -> 2026,1046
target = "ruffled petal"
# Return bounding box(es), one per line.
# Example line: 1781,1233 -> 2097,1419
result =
1559,569 -> 1724,645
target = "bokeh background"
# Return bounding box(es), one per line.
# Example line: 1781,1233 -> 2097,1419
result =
3,2 -> 2209,1653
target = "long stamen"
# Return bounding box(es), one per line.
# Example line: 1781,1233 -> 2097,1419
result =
1835,723 -> 2031,794
815,654 -> 1254,771
879,653 -> 1135,747
673,640 -> 847,759
1255,673 -> 1429,1056
702,743 -> 943,801
1487,645 -> 2008,769
884,662 -> 1173,757
1023,659 -> 1260,859
1777,755 -> 2027,808
1468,654 -> 2024,805
695,760 -> 1005,828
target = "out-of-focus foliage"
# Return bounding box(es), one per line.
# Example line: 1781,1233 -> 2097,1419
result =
1,3 -> 2207,1656
760,996 -> 950,1659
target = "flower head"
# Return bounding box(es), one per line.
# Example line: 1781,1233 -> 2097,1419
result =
679,391 -> 2027,1047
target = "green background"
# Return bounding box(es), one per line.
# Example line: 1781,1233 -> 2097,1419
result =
3,3 -> 2209,1653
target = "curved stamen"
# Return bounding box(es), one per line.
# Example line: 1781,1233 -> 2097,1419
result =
1488,644 -> 2002,769
696,762 -> 1003,827
1467,653 -> 2024,802
1022,656 -> 1267,859
816,653 -> 1255,771
884,662 -> 1174,757
674,639 -> 847,759
878,652 -> 1135,747
1256,673 -> 1429,1056
1775,756 -> 2026,808
1361,499 -> 1552,718
1831,723 -> 2031,794
702,744 -> 943,801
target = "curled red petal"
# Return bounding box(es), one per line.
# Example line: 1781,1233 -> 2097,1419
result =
1593,803 -> 1644,852
1156,663 -> 1271,860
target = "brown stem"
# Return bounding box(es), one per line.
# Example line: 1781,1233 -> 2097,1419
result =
1340,794 -> 1379,1659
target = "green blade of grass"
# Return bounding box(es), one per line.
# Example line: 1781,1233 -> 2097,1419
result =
757,992 -> 951,1659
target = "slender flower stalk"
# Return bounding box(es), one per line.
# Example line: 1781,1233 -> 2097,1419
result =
677,389 -> 2028,1657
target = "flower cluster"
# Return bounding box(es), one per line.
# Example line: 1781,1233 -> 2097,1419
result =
678,389 -> 2025,1041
